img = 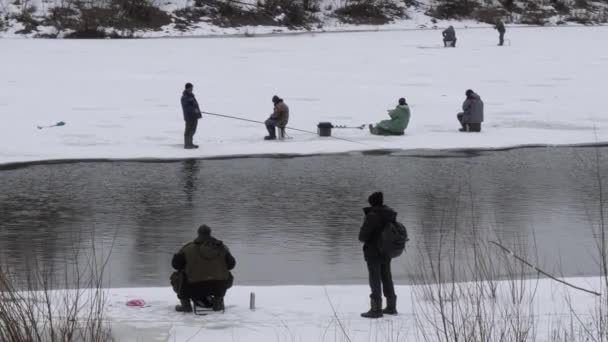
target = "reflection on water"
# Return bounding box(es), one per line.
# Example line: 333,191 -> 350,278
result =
0,146 -> 606,287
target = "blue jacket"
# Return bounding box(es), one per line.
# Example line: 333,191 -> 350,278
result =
181,90 -> 202,121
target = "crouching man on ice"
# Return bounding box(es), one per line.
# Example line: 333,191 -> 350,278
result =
171,224 -> 236,313
358,192 -> 398,318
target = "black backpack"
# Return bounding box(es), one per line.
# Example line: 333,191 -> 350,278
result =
378,221 -> 409,258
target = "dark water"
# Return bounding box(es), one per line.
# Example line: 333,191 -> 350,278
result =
0,147 -> 607,287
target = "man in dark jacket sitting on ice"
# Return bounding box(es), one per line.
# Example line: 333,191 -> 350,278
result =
264,95 -> 289,140
171,224 -> 236,313
442,25 -> 457,47
457,89 -> 484,132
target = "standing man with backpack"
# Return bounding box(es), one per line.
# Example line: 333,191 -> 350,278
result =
358,191 -> 399,318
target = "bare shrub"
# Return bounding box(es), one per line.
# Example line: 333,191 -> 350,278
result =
475,6 -> 507,24
13,6 -> 40,33
428,0 -> 478,19
262,0 -> 314,27
0,234 -> 113,341
413,233 -> 541,342
334,0 -> 404,25
110,0 -> 171,30
552,0 -> 571,15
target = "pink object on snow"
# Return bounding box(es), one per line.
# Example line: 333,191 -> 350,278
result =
126,299 -> 145,307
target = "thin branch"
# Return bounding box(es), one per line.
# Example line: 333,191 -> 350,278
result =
490,240 -> 600,296
322,287 -> 352,342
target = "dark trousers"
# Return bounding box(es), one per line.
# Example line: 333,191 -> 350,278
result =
444,38 -> 456,47
265,118 -> 279,138
366,260 -> 395,301
499,31 -> 505,46
171,271 -> 233,301
457,113 -> 482,132
184,119 -> 198,139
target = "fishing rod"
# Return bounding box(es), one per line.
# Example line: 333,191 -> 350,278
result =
200,111 -> 377,147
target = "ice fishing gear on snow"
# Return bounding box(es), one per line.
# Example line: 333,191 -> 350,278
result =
317,122 -> 332,137
126,299 -> 146,307
201,111 -> 376,147
37,121 -> 66,129
317,122 -> 365,137
333,124 -> 366,130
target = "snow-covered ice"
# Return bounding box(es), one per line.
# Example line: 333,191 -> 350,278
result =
2,24 -> 608,342
104,277 -> 602,341
1,26 -> 608,165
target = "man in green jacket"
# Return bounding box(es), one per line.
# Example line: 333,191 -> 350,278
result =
171,224 -> 236,313
369,98 -> 411,136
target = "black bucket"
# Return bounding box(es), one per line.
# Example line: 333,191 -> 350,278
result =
317,122 -> 333,137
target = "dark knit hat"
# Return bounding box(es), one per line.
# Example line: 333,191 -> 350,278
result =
272,95 -> 281,103
197,224 -> 211,237
398,98 -> 406,105
465,89 -> 474,97
368,192 -> 384,207
185,82 -> 193,90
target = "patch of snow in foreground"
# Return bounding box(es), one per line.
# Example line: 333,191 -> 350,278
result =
1,26 -> 607,165
106,277 -> 602,341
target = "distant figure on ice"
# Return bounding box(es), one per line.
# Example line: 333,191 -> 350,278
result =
442,25 -> 457,47
181,82 -> 202,149
369,98 -> 410,136
171,224 -> 236,313
494,19 -> 506,46
359,192 -> 398,319
264,95 -> 289,140
457,89 -> 484,132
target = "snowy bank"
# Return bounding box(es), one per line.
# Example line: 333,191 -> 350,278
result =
106,277 -> 603,341
1,26 -> 607,165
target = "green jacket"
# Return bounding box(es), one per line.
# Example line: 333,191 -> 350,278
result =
377,104 -> 410,134
175,236 -> 234,283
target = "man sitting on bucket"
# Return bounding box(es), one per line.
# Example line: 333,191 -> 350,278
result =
264,95 -> 289,140
171,224 -> 236,313
442,25 -> 457,47
457,89 -> 484,132
369,98 -> 410,136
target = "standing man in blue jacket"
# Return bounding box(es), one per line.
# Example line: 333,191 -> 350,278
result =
181,82 -> 202,149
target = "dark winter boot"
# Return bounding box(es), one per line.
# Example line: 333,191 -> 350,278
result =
212,296 -> 225,312
383,296 -> 398,315
361,298 -> 383,319
175,298 -> 192,313
184,136 -> 199,149
264,125 -> 277,140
